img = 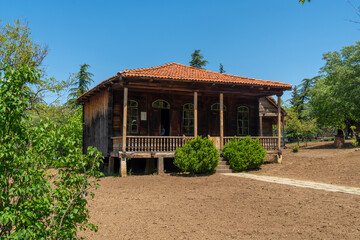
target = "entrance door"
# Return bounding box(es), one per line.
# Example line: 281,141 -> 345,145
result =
160,109 -> 170,136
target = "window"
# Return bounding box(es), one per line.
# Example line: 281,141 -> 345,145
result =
127,100 -> 138,134
183,103 -> 194,135
211,103 -> 227,111
152,99 -> 170,109
237,106 -> 249,135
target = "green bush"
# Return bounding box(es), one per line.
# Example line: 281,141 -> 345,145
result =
292,145 -> 300,153
174,136 -> 219,174
222,137 -> 266,172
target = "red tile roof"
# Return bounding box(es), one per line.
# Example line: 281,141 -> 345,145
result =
77,63 -> 291,102
121,63 -> 291,89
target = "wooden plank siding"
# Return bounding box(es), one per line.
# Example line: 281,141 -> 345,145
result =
111,88 -> 260,138
83,89 -> 111,156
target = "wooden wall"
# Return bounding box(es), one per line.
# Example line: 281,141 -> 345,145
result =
111,88 -> 260,138
83,89 -> 111,156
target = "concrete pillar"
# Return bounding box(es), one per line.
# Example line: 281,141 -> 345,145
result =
108,157 -> 114,174
157,157 -> 164,174
120,157 -> 127,177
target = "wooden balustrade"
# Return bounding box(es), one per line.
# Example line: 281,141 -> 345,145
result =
112,136 -> 195,152
223,136 -> 283,151
112,136 -> 284,153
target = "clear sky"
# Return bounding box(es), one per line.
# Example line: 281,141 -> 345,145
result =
1,0 -> 359,103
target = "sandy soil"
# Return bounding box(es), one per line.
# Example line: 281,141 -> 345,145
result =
80,173 -> 360,240
255,141 -> 360,187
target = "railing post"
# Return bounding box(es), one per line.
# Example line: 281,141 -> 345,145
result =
194,91 -> 198,138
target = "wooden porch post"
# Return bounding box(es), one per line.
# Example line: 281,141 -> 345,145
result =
194,91 -> 198,138
282,113 -> 285,148
259,114 -> 263,137
122,87 -> 128,152
277,94 -> 283,163
220,92 -> 224,149
121,87 -> 128,177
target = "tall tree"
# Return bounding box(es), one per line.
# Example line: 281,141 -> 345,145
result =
189,50 -> 208,69
219,63 -> 226,73
299,0 -> 310,4
68,64 -> 94,106
0,19 -> 48,71
310,41 -> 360,130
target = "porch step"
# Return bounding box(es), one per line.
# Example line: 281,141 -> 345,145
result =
215,169 -> 233,174
215,157 -> 233,174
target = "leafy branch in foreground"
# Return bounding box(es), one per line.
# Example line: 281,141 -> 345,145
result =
0,65 -> 103,239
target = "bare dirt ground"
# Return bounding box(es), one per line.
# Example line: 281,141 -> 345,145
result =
254,141 -> 360,187
81,173 -> 360,240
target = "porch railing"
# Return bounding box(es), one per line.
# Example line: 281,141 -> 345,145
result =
112,136 -> 195,152
112,135 -> 284,153
223,136 -> 284,151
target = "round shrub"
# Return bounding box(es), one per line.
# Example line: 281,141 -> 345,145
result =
292,145 -> 299,153
174,136 -> 219,174
222,137 -> 266,172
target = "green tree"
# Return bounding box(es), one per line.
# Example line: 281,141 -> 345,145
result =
0,65 -> 103,239
68,64 -> 94,107
0,19 -> 48,71
310,41 -> 360,131
189,50 -> 208,69
299,0 -> 310,4
219,63 -> 225,73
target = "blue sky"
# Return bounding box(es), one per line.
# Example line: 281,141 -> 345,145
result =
1,0 -> 359,103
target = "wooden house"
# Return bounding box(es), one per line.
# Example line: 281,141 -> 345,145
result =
77,63 -> 291,176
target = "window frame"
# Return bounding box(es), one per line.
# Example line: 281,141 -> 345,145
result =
237,106 -> 249,136
127,100 -> 139,134
152,99 -> 170,109
183,103 -> 194,136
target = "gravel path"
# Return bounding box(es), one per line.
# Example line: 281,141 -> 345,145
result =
224,173 -> 360,195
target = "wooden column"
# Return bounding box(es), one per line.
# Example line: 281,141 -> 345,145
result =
277,94 -> 283,163
157,157 -> 164,174
121,87 -> 128,177
220,92 -> 224,149
194,91 -> 198,138
282,114 -> 285,148
259,115 -> 263,137
122,87 -> 128,152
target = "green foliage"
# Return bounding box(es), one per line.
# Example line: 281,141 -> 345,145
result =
310,41 -> 360,129
285,109 -> 318,146
189,50 -> 208,69
0,19 -> 48,71
67,63 -> 94,107
0,65 -> 103,239
292,145 -> 300,153
299,0 -> 310,4
219,63 -> 225,73
222,137 -> 266,172
174,136 -> 219,174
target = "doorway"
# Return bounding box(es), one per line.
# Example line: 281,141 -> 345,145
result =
160,109 -> 170,136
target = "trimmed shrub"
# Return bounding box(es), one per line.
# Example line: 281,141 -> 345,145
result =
292,145 -> 299,153
174,136 -> 219,174
222,137 -> 266,172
